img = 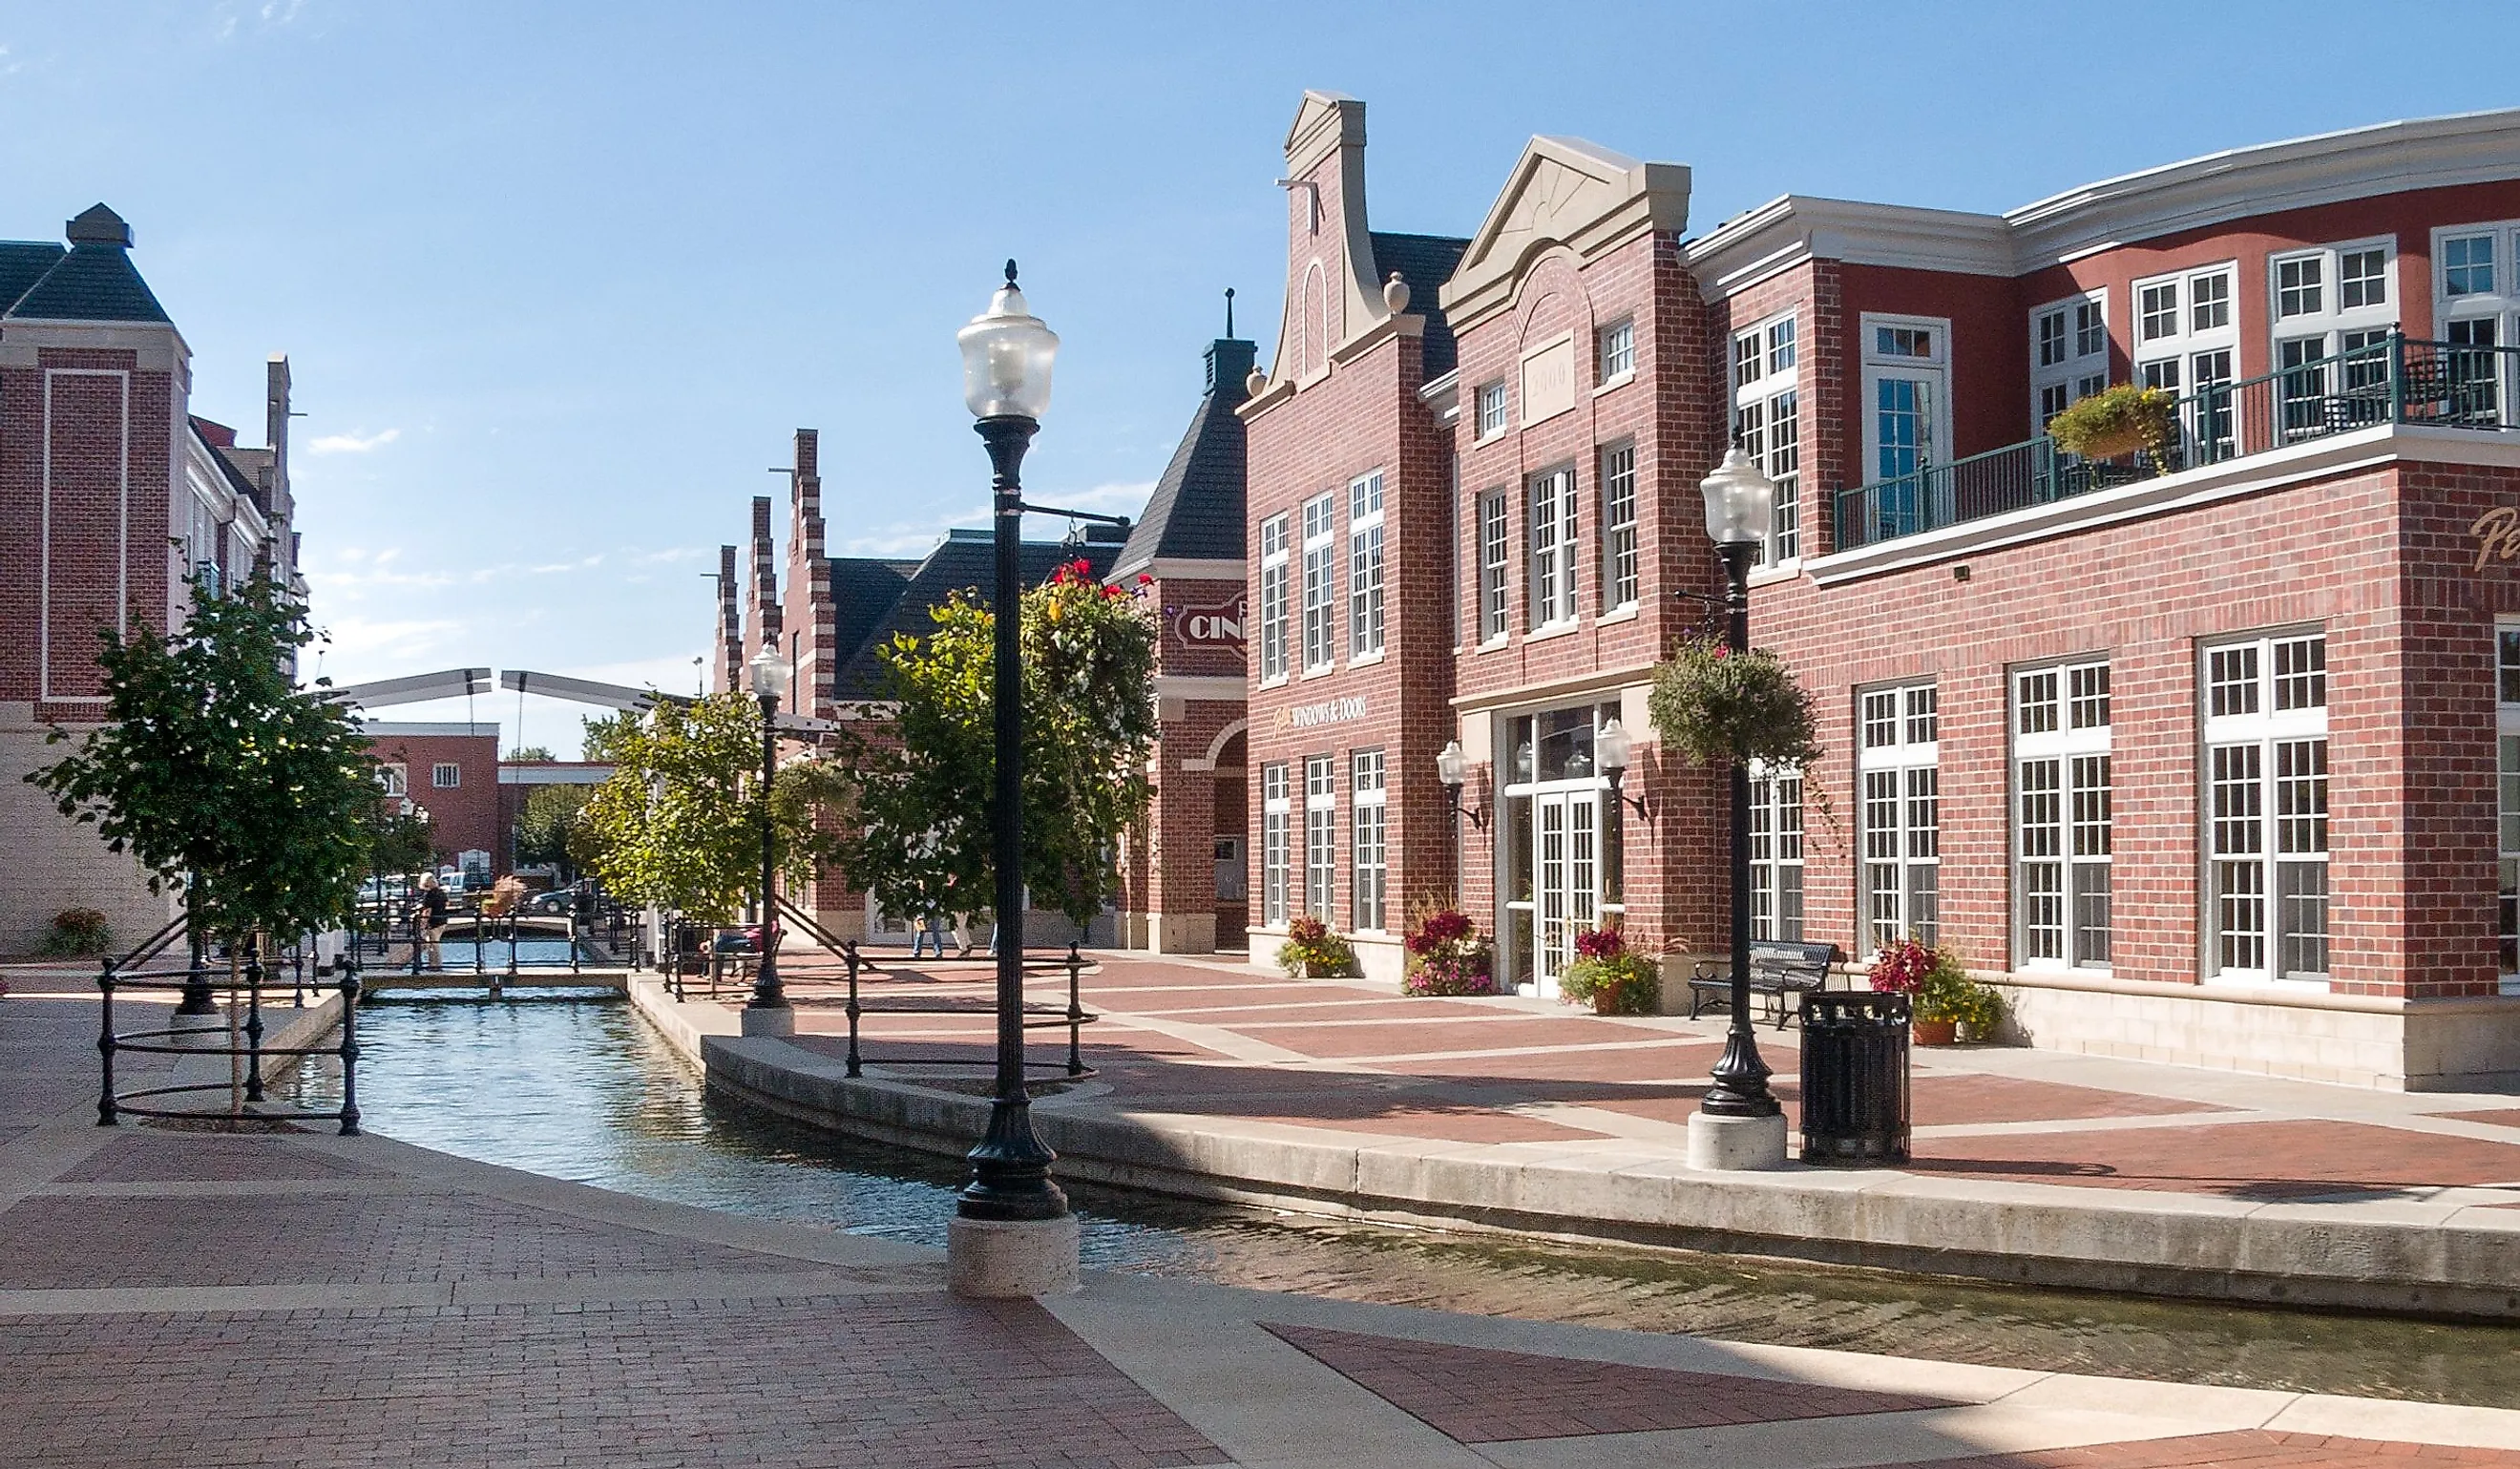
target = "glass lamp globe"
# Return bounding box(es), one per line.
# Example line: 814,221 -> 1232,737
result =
747,643 -> 785,700
1435,740 -> 1468,787
957,260 -> 1059,422
1596,718 -> 1632,774
1699,447 -> 1778,548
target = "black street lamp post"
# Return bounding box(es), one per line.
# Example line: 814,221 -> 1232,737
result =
954,262 -> 1069,1230
1690,448 -> 1787,1162
740,641 -> 790,1034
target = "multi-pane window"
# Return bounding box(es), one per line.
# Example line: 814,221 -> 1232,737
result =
1478,490 -> 1509,642
2340,248 -> 2387,309
1300,493 -> 1335,672
1733,313 -> 1800,561
1348,471 -> 1384,658
432,763 -> 461,789
2030,292 -> 2109,434
2191,271 -> 2231,332
2015,661 -> 2111,971
2435,223 -> 2520,428
1859,682 -> 1940,951
2139,282 -> 2179,343
1477,380 -> 1509,438
1303,755 -> 1335,921
2133,264 -> 2238,458
1600,443 -> 1638,612
1748,765 -> 1805,942
2447,234 -> 2497,297
1597,318 -> 1634,382
1350,748 -> 1386,932
1526,466 -> 1578,628
1258,514 -> 1289,682
1261,763 -> 1290,928
2203,632 -> 2329,983
2270,242 -> 2393,393
2498,626 -> 2520,991
2276,255 -> 2323,319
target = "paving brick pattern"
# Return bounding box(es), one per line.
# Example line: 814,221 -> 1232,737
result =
1912,1119 -> 2520,1199
1266,1322 -> 1953,1442
1898,1432 -> 2520,1466
57,1131 -> 390,1183
0,1293 -> 1230,1469
0,1189 -> 806,1289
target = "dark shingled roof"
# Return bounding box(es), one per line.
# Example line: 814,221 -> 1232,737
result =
1370,230 -> 1469,380
0,241 -> 67,314
829,530 -> 1127,700
1113,336 -> 1253,574
6,205 -> 170,325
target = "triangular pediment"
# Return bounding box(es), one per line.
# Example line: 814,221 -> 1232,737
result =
1439,136 -> 1691,328
1284,90 -> 1362,159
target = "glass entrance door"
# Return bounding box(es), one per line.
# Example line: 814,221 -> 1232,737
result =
1500,703 -> 1624,997
1874,374 -> 1939,536
1532,790 -> 1599,988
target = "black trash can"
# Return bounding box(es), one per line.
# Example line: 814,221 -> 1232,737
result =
1797,989 -> 1911,1165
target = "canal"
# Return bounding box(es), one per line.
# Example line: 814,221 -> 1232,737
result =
315,991 -> 2520,1409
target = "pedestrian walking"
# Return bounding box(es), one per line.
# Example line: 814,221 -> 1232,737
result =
410,872 -> 450,972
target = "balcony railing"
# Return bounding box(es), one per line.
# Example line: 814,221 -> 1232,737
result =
1832,333 -> 2520,552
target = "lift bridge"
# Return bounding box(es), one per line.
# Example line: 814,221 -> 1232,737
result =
320,667 -> 837,733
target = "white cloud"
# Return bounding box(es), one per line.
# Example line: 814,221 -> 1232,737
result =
307,427 -> 401,455
311,615 -> 463,665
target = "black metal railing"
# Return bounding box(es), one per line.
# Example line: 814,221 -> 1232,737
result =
838,939 -> 1096,1082
1835,332 -> 2520,551
97,917 -> 361,1135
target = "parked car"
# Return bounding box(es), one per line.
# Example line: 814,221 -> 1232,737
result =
526,890 -> 576,916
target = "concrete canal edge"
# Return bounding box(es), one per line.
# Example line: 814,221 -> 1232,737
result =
621,976 -> 2520,1319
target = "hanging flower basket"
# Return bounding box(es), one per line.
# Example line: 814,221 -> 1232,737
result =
1646,634 -> 1820,770
2046,385 -> 2176,464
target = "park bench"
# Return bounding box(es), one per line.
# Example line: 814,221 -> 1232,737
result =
1689,940 -> 1837,1030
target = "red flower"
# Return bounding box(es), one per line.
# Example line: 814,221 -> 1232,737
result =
1573,927 -> 1625,959
1137,573 -> 1154,585
1711,644 -> 1730,660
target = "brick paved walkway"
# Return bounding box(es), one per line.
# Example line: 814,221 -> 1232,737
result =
8,959 -> 2520,1467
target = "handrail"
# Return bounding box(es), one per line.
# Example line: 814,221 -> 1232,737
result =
1834,332 -> 2520,551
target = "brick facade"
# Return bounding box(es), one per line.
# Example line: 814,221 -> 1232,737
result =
360,724 -> 504,880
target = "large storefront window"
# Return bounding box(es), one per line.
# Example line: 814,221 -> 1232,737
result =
1859,682 -> 1939,952
1749,765 -> 1803,941
2015,661 -> 2112,970
1351,747 -> 1386,932
1499,703 -> 1623,992
1304,755 -> 1335,920
2204,631 -> 2328,984
1261,763 -> 1289,928
2497,627 -> 2520,993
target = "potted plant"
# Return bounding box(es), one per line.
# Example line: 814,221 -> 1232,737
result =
1276,914 -> 1357,979
1557,927 -> 1657,1016
1647,634 -> 1822,771
38,907 -> 112,958
1867,937 -> 2004,1044
1401,904 -> 1494,997
2045,384 -> 2177,465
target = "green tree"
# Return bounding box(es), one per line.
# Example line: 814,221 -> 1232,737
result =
508,745 -> 556,763
576,692 -> 837,922
26,577 -> 383,947
580,711 -> 637,763
830,557 -> 1157,927
367,802 -> 438,877
514,782 -> 591,874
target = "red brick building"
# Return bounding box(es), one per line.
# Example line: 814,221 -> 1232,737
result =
359,724 -> 502,881
1240,95 -> 2520,1089
0,204 -> 301,954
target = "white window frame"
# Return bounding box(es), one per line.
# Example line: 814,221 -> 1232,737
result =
2013,660 -> 2112,973
2028,290 -> 2109,434
1304,754 -> 1336,921
1261,763 -> 1290,928
2201,630 -> 2330,989
431,762 -> 461,789
1351,747 -> 1387,932
2497,623 -> 2520,995
1858,682 -> 1940,954
1732,312 -> 1801,564
2267,238 -> 2395,377
1748,763 -> 1804,943
1257,513 -> 1290,684
376,763 -> 409,797
1600,441 -> 1638,614
1526,464 -> 1578,630
2132,262 -> 2239,454
1348,470 -> 1385,659
1861,313 -> 1952,493
1476,380 -> 1510,440
1300,493 -> 1335,674
1597,317 -> 1635,385
1478,488 -> 1509,644
2431,220 -> 2520,424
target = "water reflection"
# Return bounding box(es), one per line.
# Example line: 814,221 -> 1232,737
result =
320,995 -> 2520,1409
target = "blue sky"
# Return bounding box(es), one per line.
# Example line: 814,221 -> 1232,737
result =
0,2 -> 2504,754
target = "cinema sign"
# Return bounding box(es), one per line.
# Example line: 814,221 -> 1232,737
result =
1168,591 -> 1247,650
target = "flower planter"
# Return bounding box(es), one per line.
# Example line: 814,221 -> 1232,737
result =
1592,992 -> 1618,1016
1912,1018 -> 1957,1047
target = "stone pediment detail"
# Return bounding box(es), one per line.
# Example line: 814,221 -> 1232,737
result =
1441,136 -> 1691,333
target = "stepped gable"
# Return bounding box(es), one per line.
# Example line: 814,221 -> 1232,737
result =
1368,230 -> 1469,378
829,527 -> 1129,701
1113,331 -> 1256,575
6,204 -> 170,323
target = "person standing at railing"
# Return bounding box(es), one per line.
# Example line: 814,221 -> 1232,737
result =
410,873 -> 449,973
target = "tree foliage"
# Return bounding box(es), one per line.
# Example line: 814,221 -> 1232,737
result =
514,782 -> 591,873
575,692 -> 839,922
830,558 -> 1157,928
25,578 -> 383,944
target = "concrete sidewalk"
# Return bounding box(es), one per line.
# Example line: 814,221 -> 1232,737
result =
5,963 -> 2520,1467
685,949 -> 2520,1315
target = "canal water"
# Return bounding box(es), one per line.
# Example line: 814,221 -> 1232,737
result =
317,992 -> 2520,1409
